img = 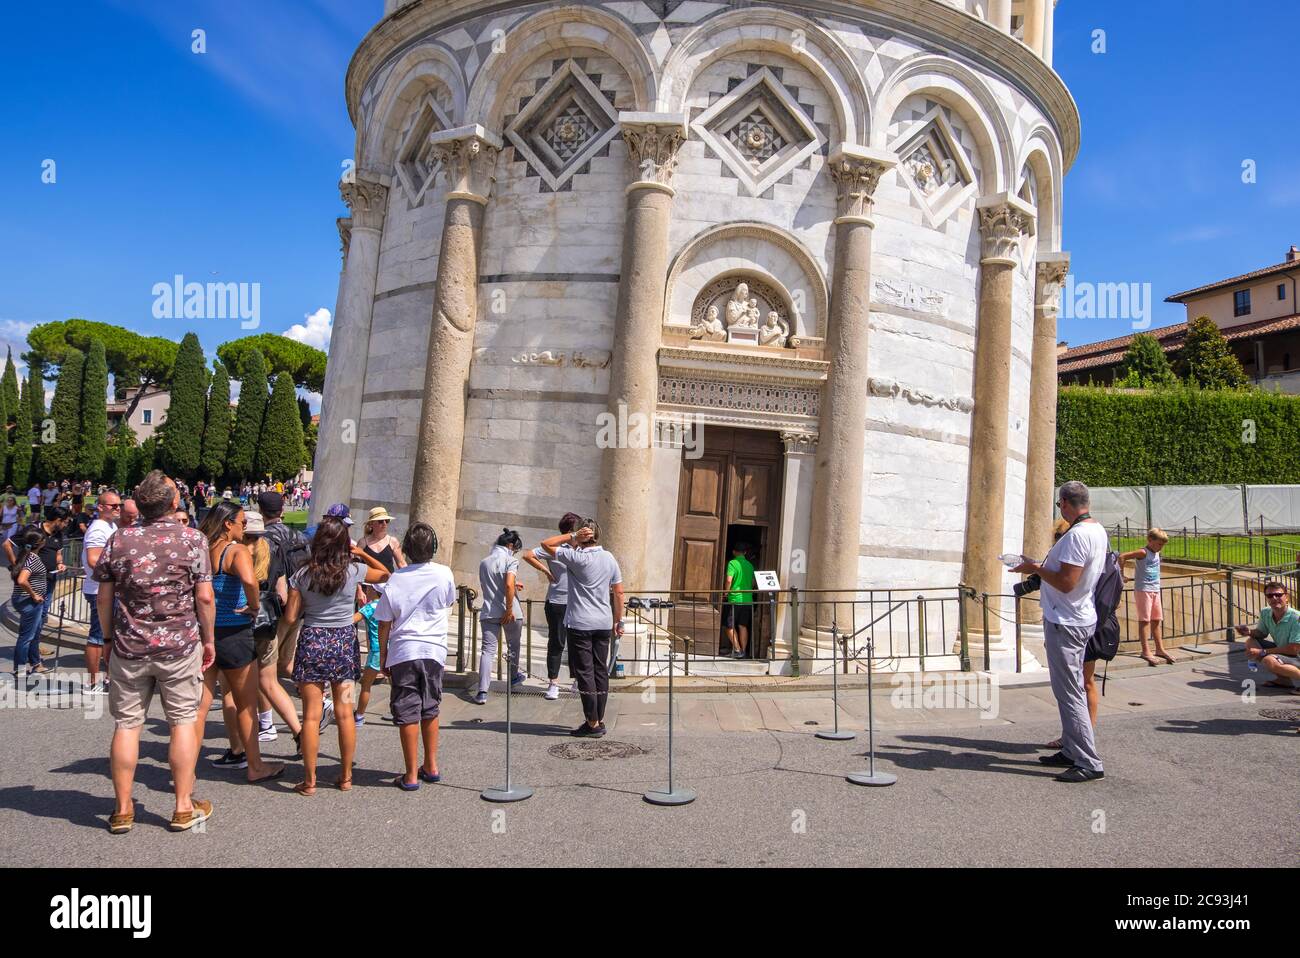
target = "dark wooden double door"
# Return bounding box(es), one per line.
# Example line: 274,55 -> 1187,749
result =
669,427 -> 784,657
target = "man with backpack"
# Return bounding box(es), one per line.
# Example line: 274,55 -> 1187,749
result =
1013,480 -> 1109,782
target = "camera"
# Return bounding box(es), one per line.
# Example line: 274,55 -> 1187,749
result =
1013,574 -> 1042,598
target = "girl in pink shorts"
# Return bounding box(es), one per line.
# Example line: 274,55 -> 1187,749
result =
1122,528 -> 1174,666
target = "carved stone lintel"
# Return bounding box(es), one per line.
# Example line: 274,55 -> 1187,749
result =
976,194 -> 1036,265
336,216 -> 353,264
1036,253 -> 1071,316
430,125 -> 502,203
827,145 -> 897,222
780,431 -> 818,455
340,177 -> 388,232
620,113 -> 688,189
868,376 -> 974,413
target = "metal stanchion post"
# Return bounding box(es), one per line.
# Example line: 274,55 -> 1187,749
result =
847,634 -> 896,787
1182,575 -> 1215,655
643,640 -> 696,806
481,646 -> 533,803
816,622 -> 855,741
526,600 -> 533,680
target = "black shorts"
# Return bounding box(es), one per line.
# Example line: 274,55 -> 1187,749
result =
388,659 -> 444,725
724,603 -> 753,630
213,625 -> 256,670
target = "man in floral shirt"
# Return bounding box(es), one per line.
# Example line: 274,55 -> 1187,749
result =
94,470 -> 217,835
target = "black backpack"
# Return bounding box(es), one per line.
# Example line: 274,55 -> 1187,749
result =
1087,550 -> 1123,662
261,522 -> 309,622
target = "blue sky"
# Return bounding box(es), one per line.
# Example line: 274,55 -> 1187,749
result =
0,0 -> 1296,389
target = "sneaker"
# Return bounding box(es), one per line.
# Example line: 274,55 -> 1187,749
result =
511,672 -> 526,687
473,691 -> 488,705
257,726 -> 278,742
570,723 -> 605,738
29,663 -> 51,675
1038,751 -> 1073,768
319,700 -> 334,732
354,715 -> 365,728
210,750 -> 248,769
82,681 -> 107,695
1054,766 -> 1105,784
568,680 -> 578,694
731,650 -> 745,659
544,684 -> 560,701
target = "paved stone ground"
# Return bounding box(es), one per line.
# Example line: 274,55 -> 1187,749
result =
1,608 -> 1295,867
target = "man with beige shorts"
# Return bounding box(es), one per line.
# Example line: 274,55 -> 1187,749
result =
94,470 -> 217,834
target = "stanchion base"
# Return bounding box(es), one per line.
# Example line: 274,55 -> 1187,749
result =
481,786 -> 533,803
642,787 -> 696,806
814,730 -> 856,741
846,771 -> 897,787
1180,645 -> 1215,655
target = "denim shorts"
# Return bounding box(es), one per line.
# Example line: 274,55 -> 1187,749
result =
87,601 -> 105,647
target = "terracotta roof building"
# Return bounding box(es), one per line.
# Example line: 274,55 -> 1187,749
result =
1059,246 -> 1300,388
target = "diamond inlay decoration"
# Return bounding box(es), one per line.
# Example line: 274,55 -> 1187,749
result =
506,59 -> 620,192
891,106 -> 977,228
395,93 -> 450,206
692,67 -> 823,197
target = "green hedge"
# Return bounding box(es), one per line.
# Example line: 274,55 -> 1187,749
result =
1056,386 -> 1300,486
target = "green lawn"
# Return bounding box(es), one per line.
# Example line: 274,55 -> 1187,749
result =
1111,532 -> 1300,570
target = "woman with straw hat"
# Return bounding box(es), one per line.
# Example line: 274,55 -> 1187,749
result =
359,506 -> 406,577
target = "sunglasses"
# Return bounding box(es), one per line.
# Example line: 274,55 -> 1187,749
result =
1266,592 -> 1286,599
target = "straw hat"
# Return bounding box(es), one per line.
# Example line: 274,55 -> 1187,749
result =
366,506 -> 395,524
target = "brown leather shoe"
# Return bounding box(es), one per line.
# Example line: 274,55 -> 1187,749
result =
108,809 -> 134,834
169,798 -> 213,831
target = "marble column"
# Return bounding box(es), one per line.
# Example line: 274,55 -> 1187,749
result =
989,0 -> 1012,33
597,113 -> 687,591
409,125 -> 502,559
806,146 -> 897,606
1021,251 -> 1070,624
962,194 -> 1036,636
312,174 -> 389,522
1042,0 -> 1056,65
1025,0 -> 1047,57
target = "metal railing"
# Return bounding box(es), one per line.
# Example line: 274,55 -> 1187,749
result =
1107,523 -> 1300,570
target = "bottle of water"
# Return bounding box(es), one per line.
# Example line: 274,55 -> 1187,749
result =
999,553 -> 1026,569
1247,658 -> 1258,673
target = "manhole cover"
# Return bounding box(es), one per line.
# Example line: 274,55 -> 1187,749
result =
548,740 -> 649,761
1259,708 -> 1300,722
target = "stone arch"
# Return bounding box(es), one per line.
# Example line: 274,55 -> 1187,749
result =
664,221 -> 830,341
359,43 -> 465,175
1016,126 -> 1063,252
464,6 -> 656,131
873,54 -> 1013,195
658,7 -> 868,146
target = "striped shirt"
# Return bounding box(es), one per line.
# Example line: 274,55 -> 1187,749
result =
21,552 -> 48,599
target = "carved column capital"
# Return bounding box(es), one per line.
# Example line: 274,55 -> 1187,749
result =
619,113 -> 688,193
340,176 -> 389,232
780,431 -> 818,455
826,145 -> 897,225
1035,251 -> 1071,316
430,124 -> 503,204
976,193 -> 1036,266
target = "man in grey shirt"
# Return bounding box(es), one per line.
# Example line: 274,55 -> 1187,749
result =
476,530 -> 526,704
541,518 -> 624,737
524,513 -> 581,700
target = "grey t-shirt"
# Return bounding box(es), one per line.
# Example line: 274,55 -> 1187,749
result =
532,546 -> 568,605
479,545 -> 523,621
290,563 -> 366,629
551,544 -> 622,631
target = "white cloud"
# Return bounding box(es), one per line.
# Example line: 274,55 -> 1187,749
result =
283,308 -> 332,351
0,320 -> 36,376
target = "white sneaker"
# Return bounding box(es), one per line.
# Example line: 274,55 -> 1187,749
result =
544,683 -> 560,701
568,680 -> 578,694
257,726 -> 278,742
319,700 -> 334,731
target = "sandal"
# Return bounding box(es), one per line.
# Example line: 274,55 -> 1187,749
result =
418,767 -> 440,784
248,764 -> 285,784
393,776 -> 420,791
294,781 -> 317,796
1155,650 -> 1175,664
335,776 -> 353,791
1140,653 -> 1159,666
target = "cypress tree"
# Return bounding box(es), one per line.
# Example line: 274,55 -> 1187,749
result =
159,332 -> 207,478
226,347 -> 269,480
131,436 -> 159,489
2,349 -> 19,427
257,373 -> 307,480
26,359 -> 44,434
200,361 -> 232,480
45,348 -> 84,478
78,337 -> 109,480
12,380 -> 34,490
108,422 -> 137,491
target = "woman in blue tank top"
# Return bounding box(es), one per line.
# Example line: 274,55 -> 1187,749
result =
195,501 -> 284,783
